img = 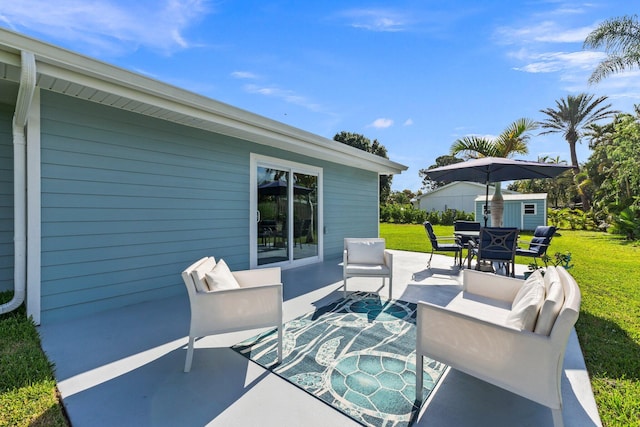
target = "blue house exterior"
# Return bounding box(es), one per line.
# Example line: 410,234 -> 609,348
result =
475,194 -> 548,230
0,29 -> 406,324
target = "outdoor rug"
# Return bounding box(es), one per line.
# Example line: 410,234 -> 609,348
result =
232,292 -> 447,427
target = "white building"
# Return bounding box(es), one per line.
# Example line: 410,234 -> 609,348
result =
415,181 -> 518,213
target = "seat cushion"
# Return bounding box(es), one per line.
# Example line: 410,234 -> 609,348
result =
534,278 -> 565,335
543,266 -> 560,294
344,263 -> 390,276
347,240 -> 385,265
190,257 -> 217,292
205,259 -> 241,292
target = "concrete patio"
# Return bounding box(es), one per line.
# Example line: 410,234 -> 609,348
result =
39,250 -> 602,427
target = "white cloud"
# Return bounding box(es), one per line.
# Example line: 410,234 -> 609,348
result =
0,0 -> 209,55
403,118 -> 414,126
369,118 -> 394,128
340,9 -> 409,32
231,71 -> 259,80
513,50 -> 605,73
244,84 -> 324,113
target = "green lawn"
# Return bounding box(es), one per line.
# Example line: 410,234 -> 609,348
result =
2,225 -> 638,426
381,223 -> 640,426
0,293 -> 68,427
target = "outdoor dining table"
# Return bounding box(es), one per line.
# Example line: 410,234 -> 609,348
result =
454,230 -> 480,268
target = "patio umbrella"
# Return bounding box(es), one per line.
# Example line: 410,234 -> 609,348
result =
425,157 -> 573,226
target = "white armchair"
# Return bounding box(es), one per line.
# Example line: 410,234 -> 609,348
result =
343,238 -> 393,299
182,257 -> 283,372
416,267 -> 581,427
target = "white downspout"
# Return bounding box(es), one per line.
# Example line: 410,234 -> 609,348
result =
0,51 -> 36,315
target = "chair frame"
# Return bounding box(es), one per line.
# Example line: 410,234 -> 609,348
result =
423,221 -> 463,268
182,257 -> 283,372
516,226 -> 556,267
343,238 -> 393,299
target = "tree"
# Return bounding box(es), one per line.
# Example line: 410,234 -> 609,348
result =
333,131 -> 392,203
450,118 -> 538,226
539,94 -> 617,210
584,15 -> 640,83
418,155 -> 463,191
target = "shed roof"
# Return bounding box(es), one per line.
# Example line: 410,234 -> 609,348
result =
474,193 -> 548,202
0,28 -> 407,175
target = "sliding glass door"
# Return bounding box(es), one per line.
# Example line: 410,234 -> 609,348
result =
252,155 -> 321,268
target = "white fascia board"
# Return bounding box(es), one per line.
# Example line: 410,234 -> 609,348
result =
0,28 -> 407,175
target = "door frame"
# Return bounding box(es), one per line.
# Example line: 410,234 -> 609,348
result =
250,153 -> 323,269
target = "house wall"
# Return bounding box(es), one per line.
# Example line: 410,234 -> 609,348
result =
39,92 -> 379,322
0,103 -> 14,292
418,182 -> 484,213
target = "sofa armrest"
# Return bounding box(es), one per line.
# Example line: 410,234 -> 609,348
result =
232,267 -> 281,287
383,250 -> 393,267
462,269 -> 522,303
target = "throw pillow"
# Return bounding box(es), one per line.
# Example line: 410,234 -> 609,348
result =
512,268 -> 544,307
191,257 -> 216,292
506,281 -> 545,331
543,266 -> 560,294
347,240 -> 385,265
205,259 -> 241,292
534,279 -> 565,335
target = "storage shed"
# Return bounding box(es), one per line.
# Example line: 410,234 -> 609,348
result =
415,181 -> 518,214
475,193 -> 548,230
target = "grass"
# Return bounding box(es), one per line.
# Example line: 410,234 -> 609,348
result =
381,223 -> 640,426
0,292 -> 68,427
2,225 -> 638,426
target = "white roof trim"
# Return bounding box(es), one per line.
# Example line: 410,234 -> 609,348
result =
417,181 -> 519,199
0,28 -> 407,175
474,193 -> 548,201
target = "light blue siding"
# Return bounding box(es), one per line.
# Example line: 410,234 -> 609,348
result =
475,197 -> 547,230
0,103 -> 14,292
40,92 -> 379,322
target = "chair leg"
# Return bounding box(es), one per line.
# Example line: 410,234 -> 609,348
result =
277,323 -> 283,363
184,336 -> 195,373
551,408 -> 564,427
388,276 -> 392,300
416,353 -> 424,401
343,277 -> 348,299
427,249 -> 434,268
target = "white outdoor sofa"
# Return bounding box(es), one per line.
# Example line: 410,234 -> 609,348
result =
416,266 -> 581,427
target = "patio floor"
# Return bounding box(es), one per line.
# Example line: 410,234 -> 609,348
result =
39,250 -> 602,427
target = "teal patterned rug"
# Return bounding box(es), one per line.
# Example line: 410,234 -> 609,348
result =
232,292 -> 447,427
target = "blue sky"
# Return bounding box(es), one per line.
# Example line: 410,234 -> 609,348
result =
1,0 -> 639,192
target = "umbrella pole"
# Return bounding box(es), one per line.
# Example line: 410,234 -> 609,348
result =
484,180 -> 489,227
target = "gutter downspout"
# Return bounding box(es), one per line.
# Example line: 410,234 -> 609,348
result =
0,51 -> 36,315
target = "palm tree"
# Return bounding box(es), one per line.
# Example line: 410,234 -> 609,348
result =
583,15 -> 640,83
539,93 -> 617,209
451,118 -> 538,226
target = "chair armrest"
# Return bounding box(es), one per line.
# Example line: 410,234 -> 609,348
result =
232,267 -> 281,288
384,250 -> 393,267
462,269 -> 522,303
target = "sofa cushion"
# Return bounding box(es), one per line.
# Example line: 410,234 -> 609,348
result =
506,281 -> 545,331
190,257 -> 216,292
534,279 -> 565,335
347,240 -> 385,265
512,269 -> 544,307
344,264 -> 390,276
543,266 -> 560,294
205,259 -> 240,292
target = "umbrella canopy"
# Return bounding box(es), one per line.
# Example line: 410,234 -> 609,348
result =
426,157 -> 573,226
425,157 -> 574,184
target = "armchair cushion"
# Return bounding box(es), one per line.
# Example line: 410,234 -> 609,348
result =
347,240 -> 385,265
191,257 -> 217,292
205,259 -> 241,292
535,279 -> 565,335
506,280 -> 545,331
512,269 -> 544,306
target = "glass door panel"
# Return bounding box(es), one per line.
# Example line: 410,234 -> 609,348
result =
293,172 -> 318,260
257,167 -> 289,266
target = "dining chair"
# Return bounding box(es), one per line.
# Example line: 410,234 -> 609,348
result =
423,221 -> 463,268
469,227 -> 519,277
516,226 -> 556,267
